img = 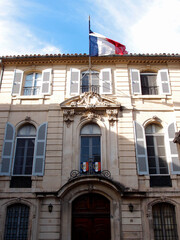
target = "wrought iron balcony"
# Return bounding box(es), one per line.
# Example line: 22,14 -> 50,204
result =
23,86 -> 41,96
80,85 -> 100,94
69,169 -> 111,181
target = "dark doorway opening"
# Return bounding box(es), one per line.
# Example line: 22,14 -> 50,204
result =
72,193 -> 111,240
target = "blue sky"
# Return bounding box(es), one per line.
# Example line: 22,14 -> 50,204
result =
1,0 -> 180,56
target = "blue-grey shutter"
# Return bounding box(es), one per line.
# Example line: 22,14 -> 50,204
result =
41,69 -> 52,94
12,69 -> 23,95
134,121 -> 149,175
158,69 -> 171,94
70,68 -> 80,95
0,122 -> 15,175
168,122 -> 180,174
131,69 -> 141,94
33,122 -> 47,176
100,68 -> 112,94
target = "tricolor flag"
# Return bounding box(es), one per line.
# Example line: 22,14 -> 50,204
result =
89,30 -> 128,56
94,162 -> 101,172
81,162 -> 89,172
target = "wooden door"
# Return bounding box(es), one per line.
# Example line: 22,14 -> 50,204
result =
72,193 -> 111,240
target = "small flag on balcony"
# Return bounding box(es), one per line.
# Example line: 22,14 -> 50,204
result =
94,162 -> 101,172
81,162 -> 89,172
89,30 -> 128,56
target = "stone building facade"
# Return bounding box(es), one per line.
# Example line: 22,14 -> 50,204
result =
0,53 -> 180,239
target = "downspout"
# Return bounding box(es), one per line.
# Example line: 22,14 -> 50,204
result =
0,59 -> 4,90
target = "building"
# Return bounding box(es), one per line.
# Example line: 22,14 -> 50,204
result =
0,53 -> 180,240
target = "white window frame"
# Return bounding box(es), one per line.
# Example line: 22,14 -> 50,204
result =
23,72 -> 42,96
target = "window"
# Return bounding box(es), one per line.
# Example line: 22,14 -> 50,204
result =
81,70 -> 99,93
141,72 -> 158,95
80,123 -> 101,174
13,124 -> 36,175
70,68 -> 112,95
12,69 -> 52,96
131,69 -> 171,95
145,124 -> 172,186
152,203 -> 178,240
4,204 -> 29,240
23,73 -> 42,95
134,121 -> 180,179
0,122 -> 48,179
145,124 -> 168,175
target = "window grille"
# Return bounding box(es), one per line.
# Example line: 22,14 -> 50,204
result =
4,204 -> 29,240
153,203 -> 178,240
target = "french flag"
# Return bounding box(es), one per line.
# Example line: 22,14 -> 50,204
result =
89,30 -> 128,56
94,162 -> 101,172
81,162 -> 89,172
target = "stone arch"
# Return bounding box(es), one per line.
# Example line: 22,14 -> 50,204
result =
58,176 -> 123,240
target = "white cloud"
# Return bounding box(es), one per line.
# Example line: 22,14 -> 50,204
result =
0,0 -> 61,56
89,0 -> 180,53
130,0 -> 180,53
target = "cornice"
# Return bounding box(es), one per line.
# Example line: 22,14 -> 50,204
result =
1,54 -> 180,66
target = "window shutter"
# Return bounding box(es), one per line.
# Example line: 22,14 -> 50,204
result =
100,68 -> 112,94
167,122 -> 180,174
158,69 -> 171,94
0,122 -> 15,175
41,69 -> 52,94
134,121 -> 149,175
12,69 -> 23,95
70,68 -> 80,95
33,122 -> 47,176
131,69 -> 141,94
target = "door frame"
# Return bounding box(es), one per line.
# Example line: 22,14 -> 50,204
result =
72,193 -> 111,240
58,177 -> 122,240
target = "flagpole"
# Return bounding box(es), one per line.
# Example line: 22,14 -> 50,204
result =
89,15 -> 92,92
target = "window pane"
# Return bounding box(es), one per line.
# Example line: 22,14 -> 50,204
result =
81,71 -> 99,93
146,124 -> 168,176
141,73 -> 158,95
13,139 -> 34,175
81,124 -> 101,135
24,72 -> 42,95
18,125 -> 36,137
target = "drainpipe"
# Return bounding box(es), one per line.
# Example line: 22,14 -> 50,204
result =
0,59 -> 4,89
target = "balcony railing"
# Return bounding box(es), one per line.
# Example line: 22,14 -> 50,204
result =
69,169 -> 111,181
81,85 -> 100,94
23,87 -> 41,96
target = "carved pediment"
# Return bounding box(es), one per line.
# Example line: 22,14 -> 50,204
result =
60,92 -> 120,110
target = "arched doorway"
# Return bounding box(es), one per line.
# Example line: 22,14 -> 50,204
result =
72,193 -> 111,240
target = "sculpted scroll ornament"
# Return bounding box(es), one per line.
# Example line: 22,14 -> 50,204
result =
106,109 -> 118,126
63,109 -> 74,127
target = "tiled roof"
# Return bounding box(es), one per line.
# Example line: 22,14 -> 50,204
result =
0,53 -> 180,59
